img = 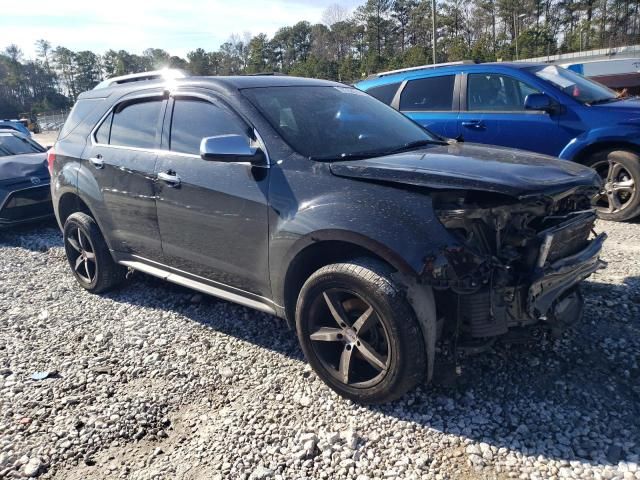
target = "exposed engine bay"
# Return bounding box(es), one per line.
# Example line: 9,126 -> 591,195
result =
427,187 -> 607,345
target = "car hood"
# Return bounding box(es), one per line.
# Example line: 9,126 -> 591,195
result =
0,152 -> 49,183
329,143 -> 601,198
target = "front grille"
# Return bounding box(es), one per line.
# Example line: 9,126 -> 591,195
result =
0,186 -> 52,221
538,213 -> 595,265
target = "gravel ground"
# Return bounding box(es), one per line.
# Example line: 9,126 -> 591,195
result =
0,220 -> 638,480
32,133 -> 58,147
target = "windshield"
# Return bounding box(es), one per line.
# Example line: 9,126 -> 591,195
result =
526,65 -> 619,105
0,133 -> 45,156
242,86 -> 442,160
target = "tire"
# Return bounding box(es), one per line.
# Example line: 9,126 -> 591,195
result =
584,149 -> 640,221
295,258 -> 426,404
63,212 -> 126,293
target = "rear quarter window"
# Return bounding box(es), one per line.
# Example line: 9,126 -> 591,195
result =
365,82 -> 401,105
59,99 -> 105,139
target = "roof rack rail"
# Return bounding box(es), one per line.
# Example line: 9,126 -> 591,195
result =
369,60 -> 477,79
247,72 -> 288,76
93,69 -> 190,90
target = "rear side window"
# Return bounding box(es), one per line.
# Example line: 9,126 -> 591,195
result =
400,75 -> 455,111
169,98 -> 248,155
110,100 -> 162,149
365,82 -> 401,105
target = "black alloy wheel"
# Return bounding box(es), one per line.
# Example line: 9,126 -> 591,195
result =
296,259 -> 426,404
63,212 -> 126,293
65,225 -> 97,285
308,289 -> 391,388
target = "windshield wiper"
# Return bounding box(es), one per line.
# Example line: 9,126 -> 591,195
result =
310,151 -> 388,162
588,97 -> 622,106
309,139 -> 444,162
386,139 -> 445,154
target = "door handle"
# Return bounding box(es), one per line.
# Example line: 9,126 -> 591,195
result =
89,155 -> 104,169
461,120 -> 486,130
158,171 -> 181,187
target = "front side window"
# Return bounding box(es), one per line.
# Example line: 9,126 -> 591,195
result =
169,98 -> 248,155
242,86 -> 441,160
526,65 -> 619,105
109,99 -> 162,149
399,75 -> 455,111
467,74 -> 540,111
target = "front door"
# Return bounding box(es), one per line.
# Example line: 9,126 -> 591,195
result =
83,95 -> 164,259
155,94 -> 270,297
458,72 -> 571,157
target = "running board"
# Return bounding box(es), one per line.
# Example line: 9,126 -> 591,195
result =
119,260 -> 277,315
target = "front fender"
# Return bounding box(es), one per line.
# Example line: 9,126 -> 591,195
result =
268,176 -> 461,308
559,125 -> 640,160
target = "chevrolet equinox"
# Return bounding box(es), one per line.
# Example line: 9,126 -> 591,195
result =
50,72 -> 606,403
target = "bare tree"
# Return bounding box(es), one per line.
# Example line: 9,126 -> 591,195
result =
322,3 -> 350,26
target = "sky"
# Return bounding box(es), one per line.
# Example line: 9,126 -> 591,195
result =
1,0 -> 361,60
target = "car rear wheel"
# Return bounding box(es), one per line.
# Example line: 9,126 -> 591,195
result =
295,259 -> 426,404
63,212 -> 126,293
585,149 -> 640,221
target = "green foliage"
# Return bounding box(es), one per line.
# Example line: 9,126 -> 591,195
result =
2,0 -> 638,116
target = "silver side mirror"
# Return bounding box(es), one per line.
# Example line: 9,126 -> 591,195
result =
199,134 -> 266,165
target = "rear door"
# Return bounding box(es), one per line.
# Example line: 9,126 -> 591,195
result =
154,92 -> 270,297
83,93 -> 164,258
396,74 -> 460,139
458,72 -> 570,156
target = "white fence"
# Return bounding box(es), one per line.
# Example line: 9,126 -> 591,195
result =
516,44 -> 640,64
37,110 -> 70,132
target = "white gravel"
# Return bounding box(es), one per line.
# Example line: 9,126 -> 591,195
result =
0,219 -> 638,479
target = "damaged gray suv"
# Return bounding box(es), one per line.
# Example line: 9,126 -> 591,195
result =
50,72 -> 606,403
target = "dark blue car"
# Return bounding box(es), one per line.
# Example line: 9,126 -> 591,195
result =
0,119 -> 32,137
356,62 -> 640,221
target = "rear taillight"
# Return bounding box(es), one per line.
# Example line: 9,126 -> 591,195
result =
47,147 -> 56,175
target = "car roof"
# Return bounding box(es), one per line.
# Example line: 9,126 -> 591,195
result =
78,75 -> 346,101
356,62 -> 546,89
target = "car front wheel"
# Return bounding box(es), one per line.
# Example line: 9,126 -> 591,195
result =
295,259 -> 426,404
586,149 -> 640,221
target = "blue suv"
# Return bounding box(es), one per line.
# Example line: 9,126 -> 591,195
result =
356,62 -> 640,221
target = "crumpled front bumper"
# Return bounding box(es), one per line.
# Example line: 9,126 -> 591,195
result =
452,223 -> 606,339
528,232 -> 607,318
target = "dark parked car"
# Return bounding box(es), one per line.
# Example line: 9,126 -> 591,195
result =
0,131 -> 52,228
50,73 -> 606,403
0,119 -> 32,137
356,62 -> 640,221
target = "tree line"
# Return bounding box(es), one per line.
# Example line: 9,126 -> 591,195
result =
1,0 -> 639,117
